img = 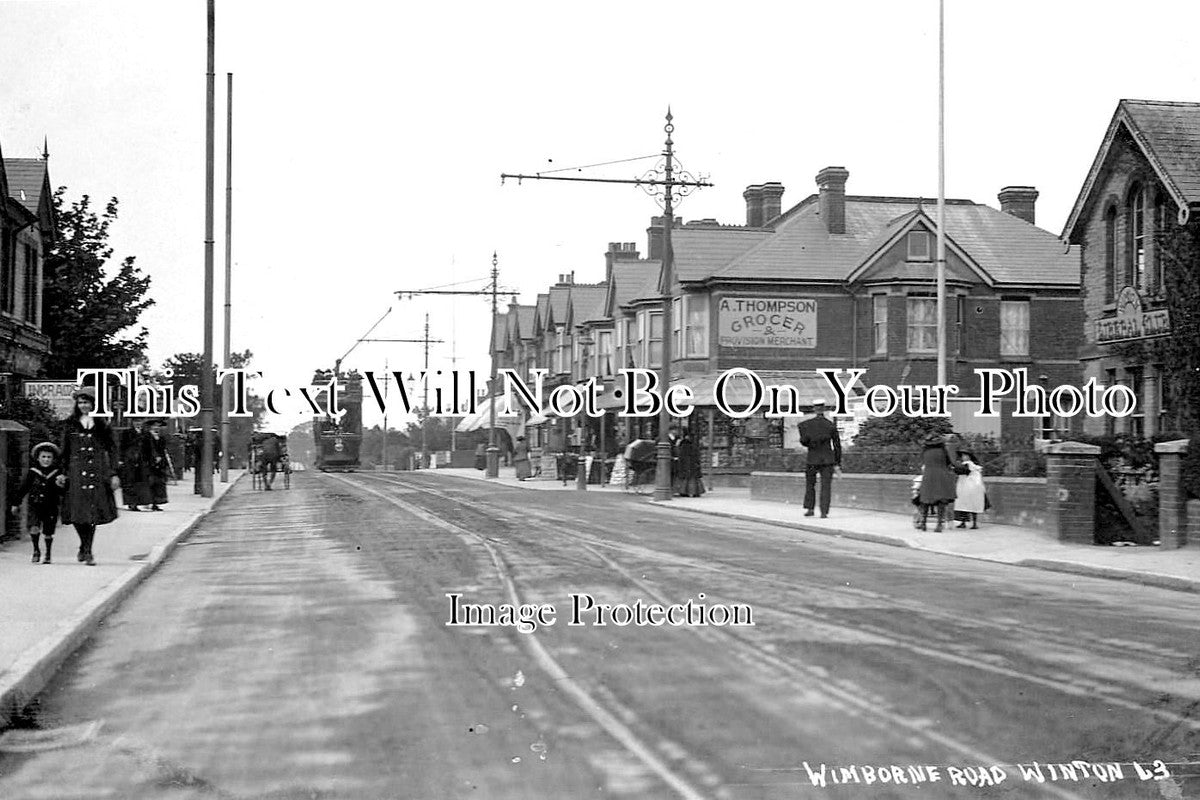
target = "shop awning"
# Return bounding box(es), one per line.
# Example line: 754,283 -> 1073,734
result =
593,370 -> 855,412
454,395 -> 523,433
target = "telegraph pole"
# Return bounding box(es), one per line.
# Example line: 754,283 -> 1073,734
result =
501,109 -> 711,500
199,0 -> 215,497
395,258 -> 516,479
221,71 -> 233,483
356,330 -> 445,469
936,0 -> 947,387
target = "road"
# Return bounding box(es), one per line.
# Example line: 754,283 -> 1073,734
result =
0,471 -> 1197,800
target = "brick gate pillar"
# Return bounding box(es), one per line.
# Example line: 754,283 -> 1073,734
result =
1154,439 -> 1190,550
1044,442 -> 1100,543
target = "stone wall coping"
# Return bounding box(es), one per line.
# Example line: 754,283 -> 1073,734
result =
1045,442 -> 1101,456
750,471 -> 1045,485
1154,439 -> 1191,455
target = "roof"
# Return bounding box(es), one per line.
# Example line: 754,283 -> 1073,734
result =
610,260 -> 662,310
4,158 -> 48,215
672,225 -> 771,283
708,196 -> 1079,286
546,286 -> 571,328
569,284 -> 608,327
533,293 -> 549,331
1063,99 -> 1200,240
516,305 -> 536,339
491,312 -> 507,352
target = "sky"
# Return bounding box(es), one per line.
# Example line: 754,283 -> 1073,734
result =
2,0 -> 1199,433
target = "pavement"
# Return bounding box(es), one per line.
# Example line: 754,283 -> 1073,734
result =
426,465 -> 1200,594
0,471 -> 241,729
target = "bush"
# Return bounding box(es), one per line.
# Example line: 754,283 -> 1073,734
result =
852,415 -> 953,448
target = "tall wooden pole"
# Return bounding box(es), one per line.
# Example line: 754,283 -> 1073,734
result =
936,0 -> 947,387
221,71 -> 233,482
199,0 -> 215,496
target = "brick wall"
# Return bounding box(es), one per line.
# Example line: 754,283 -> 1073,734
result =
751,471 -> 1048,528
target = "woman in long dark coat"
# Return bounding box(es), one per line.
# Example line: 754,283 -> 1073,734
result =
673,429 -> 705,497
917,433 -> 961,532
140,419 -> 171,510
59,390 -> 120,565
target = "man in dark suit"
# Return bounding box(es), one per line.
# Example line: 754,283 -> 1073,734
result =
797,398 -> 841,518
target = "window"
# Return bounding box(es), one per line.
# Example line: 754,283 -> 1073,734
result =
1104,206 -> 1116,303
1128,184 -> 1145,289
906,296 -> 937,353
1104,369 -> 1117,436
1153,193 -> 1169,292
672,297 -> 683,359
1000,300 -> 1029,358
23,244 -> 37,324
555,327 -> 567,374
0,228 -> 11,315
907,230 -> 931,261
624,317 -> 636,368
873,295 -> 888,355
686,296 -> 708,358
598,330 -> 613,376
1159,365 -> 1172,430
1126,367 -> 1144,437
648,311 -> 662,368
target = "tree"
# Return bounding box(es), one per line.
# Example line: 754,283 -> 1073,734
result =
1157,220 -> 1200,498
1158,221 -> 1200,432
42,189 -> 154,377
156,350 -> 265,462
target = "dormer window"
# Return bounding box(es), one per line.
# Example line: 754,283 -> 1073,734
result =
907,230 -> 931,261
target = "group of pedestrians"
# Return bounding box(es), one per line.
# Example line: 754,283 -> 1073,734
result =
121,418 -> 173,512
794,400 -> 990,532
10,389 -> 171,567
913,433 -> 988,532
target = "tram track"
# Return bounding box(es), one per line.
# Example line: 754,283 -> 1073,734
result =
344,471 -> 1123,800
322,472 -> 719,800
368,473 -> 1200,737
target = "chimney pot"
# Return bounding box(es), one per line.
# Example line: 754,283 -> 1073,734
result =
998,186 -> 1038,225
815,167 -> 850,234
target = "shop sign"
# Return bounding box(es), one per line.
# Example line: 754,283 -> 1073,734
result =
22,380 -> 79,419
1095,287 -> 1170,344
718,296 -> 816,348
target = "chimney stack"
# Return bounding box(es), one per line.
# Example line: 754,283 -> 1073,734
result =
743,184 -> 764,227
605,242 -> 641,282
998,186 -> 1038,225
646,216 -> 665,260
760,182 -> 785,224
816,167 -> 849,234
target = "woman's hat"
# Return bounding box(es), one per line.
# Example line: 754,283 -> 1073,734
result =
31,441 -> 60,459
958,449 -> 977,462
72,388 -> 96,403
922,433 -> 946,447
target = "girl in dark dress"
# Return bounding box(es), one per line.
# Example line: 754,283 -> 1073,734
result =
59,390 -> 121,565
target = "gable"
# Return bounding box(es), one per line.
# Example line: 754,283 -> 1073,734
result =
848,215 -> 993,287
1062,101 -> 1200,242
